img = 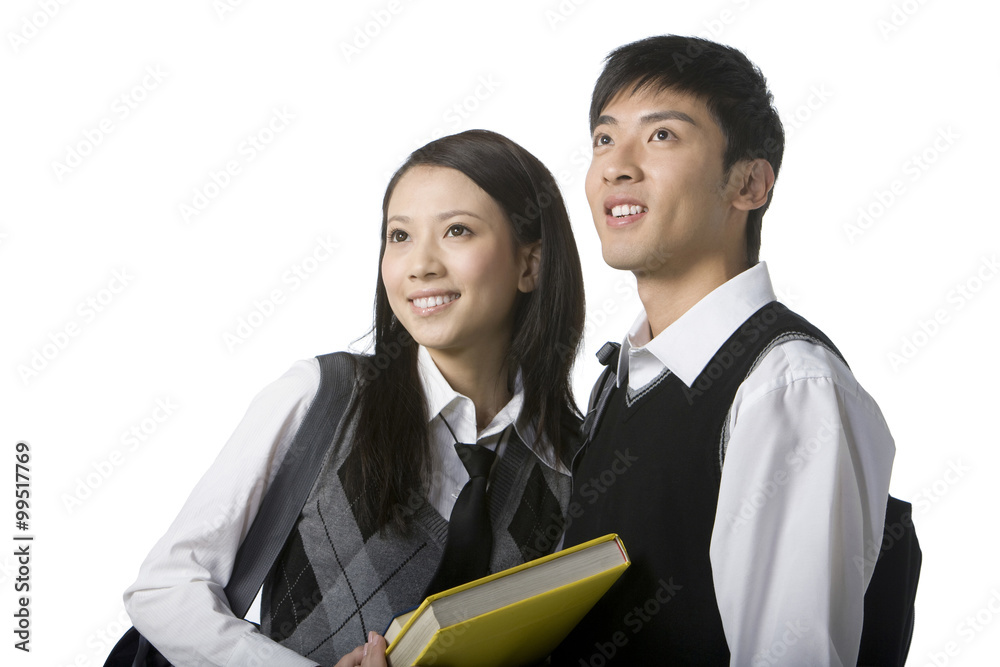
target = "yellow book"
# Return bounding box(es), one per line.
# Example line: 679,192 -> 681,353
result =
384,533 -> 629,667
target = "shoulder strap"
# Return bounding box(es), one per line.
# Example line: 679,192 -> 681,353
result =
582,341 -> 621,445
124,353 -> 359,666
225,352 -> 358,617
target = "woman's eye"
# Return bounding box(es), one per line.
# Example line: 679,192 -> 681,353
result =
446,224 -> 469,237
388,229 -> 408,243
653,129 -> 674,141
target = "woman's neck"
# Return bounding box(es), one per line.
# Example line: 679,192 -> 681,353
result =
427,347 -> 511,432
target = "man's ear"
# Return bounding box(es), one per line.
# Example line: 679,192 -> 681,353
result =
731,159 -> 775,211
517,241 -> 542,293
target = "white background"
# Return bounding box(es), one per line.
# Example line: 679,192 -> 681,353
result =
1,0 -> 997,665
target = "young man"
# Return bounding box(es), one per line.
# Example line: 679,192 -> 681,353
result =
552,36 -> 895,665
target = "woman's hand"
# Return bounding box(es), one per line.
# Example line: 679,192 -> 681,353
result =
332,632 -> 388,667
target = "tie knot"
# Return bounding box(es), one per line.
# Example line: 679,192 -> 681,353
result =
454,443 -> 496,479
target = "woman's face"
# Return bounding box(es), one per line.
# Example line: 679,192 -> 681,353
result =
381,165 -> 537,361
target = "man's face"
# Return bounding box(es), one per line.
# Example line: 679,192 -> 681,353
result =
585,85 -> 741,280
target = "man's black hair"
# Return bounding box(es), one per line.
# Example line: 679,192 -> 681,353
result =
591,35 -> 784,265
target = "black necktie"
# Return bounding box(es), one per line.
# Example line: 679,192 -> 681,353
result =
423,436 -> 499,597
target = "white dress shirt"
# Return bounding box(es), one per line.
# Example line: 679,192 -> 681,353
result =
418,346 -> 566,517
617,262 -> 894,666
124,346 -> 559,667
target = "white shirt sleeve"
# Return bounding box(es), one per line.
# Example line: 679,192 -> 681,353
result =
123,359 -> 325,667
710,341 -> 895,666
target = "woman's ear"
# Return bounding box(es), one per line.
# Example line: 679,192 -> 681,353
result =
517,240 -> 542,293
731,159 -> 775,212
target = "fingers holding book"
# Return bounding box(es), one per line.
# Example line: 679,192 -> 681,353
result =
334,631 -> 389,667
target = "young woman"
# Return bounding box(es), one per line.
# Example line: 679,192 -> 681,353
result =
123,129 -> 586,667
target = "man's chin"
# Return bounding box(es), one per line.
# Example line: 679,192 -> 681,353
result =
601,250 -> 653,274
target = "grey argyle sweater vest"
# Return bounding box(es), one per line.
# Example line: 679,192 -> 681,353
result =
260,383 -> 575,664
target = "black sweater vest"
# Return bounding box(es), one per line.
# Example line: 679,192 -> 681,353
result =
553,302 -> 842,665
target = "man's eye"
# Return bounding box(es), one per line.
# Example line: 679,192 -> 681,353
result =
653,129 -> 673,141
593,134 -> 612,147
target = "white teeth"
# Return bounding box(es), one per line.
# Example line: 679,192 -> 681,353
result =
413,294 -> 458,309
611,205 -> 648,218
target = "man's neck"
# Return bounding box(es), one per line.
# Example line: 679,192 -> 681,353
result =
636,258 -> 749,339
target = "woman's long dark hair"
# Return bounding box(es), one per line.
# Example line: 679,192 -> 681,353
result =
343,129 -> 586,535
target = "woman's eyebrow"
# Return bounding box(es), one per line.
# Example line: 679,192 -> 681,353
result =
435,209 -> 483,222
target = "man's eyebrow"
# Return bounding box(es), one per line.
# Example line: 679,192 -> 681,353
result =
593,110 -> 698,131
641,110 -> 698,126
594,114 -> 618,128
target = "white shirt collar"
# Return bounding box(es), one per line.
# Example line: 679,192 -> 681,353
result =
416,346 -> 556,470
617,262 -> 777,389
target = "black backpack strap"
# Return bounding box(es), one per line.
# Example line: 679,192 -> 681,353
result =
226,352 -> 358,616
117,353 -> 358,667
713,308 -> 919,664
582,341 -> 621,444
858,497 -> 921,665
